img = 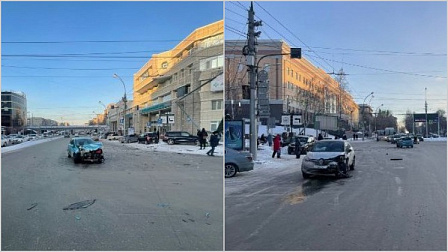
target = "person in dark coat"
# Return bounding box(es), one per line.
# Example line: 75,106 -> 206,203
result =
318,133 -> 323,140
294,136 -> 301,159
197,129 -> 203,149
272,134 -> 282,158
200,128 -> 208,149
207,132 -> 219,156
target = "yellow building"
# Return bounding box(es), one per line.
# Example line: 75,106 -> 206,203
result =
133,20 -> 223,135
225,39 -> 359,130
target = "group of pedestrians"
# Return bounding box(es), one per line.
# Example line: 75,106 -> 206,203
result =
197,128 -> 220,156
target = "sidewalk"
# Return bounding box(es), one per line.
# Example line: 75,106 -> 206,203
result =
105,140 -> 224,157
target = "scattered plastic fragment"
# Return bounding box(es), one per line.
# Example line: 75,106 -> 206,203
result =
390,158 -> 403,161
27,203 -> 38,210
63,199 -> 96,210
75,216 -> 81,220
157,203 -> 170,208
205,213 -> 210,218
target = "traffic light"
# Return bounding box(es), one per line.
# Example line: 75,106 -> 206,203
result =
291,48 -> 301,59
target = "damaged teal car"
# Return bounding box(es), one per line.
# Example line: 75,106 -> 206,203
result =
67,137 -> 104,164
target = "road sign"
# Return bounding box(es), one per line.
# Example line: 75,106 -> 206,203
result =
258,70 -> 268,82
146,122 -> 151,127
157,118 -> 162,124
168,115 -> 175,124
281,115 -> 291,126
292,115 -> 302,125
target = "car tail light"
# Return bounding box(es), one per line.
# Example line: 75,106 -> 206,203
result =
95,149 -> 102,154
246,155 -> 253,162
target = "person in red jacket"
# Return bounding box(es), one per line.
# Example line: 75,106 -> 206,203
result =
272,134 -> 282,158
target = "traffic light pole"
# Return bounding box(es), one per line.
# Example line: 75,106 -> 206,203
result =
248,2 -> 258,160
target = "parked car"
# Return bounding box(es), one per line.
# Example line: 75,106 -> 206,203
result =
107,132 -> 120,141
120,134 -> 139,143
301,140 -> 355,179
416,134 -> 424,141
390,134 -> 402,144
2,136 -> 9,147
138,132 -> 158,144
397,137 -> 414,148
162,131 -> 199,145
67,137 -> 104,164
288,136 -> 315,155
225,148 -> 254,178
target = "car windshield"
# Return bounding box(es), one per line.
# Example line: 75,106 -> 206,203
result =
312,141 -> 344,152
75,138 -> 95,146
298,137 -> 308,143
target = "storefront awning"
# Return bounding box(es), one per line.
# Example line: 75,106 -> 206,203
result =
140,101 -> 172,114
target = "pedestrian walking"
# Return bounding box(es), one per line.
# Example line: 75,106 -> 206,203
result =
294,136 -> 301,159
267,133 -> 273,147
207,132 -> 219,156
197,129 -> 203,149
272,134 -> 281,158
201,128 -> 208,149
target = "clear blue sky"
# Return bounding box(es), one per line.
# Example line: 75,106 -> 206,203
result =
2,1 -> 223,125
225,1 -> 447,124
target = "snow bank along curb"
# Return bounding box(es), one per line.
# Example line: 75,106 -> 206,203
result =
1,136 -> 64,154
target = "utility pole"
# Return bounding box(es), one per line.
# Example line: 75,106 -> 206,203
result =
247,2 -> 261,160
425,87 -> 428,137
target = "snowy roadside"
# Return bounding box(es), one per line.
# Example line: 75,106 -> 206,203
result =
1,136 -> 64,154
104,140 -> 224,157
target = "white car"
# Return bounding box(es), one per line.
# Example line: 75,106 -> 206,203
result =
2,136 -> 9,147
301,140 -> 355,178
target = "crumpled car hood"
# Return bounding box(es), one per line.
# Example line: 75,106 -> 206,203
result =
79,143 -> 102,151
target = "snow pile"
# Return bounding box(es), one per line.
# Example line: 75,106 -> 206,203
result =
105,140 -> 224,157
423,137 -> 447,142
1,136 -> 63,154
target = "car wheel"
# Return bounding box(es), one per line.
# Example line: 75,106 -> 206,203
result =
225,163 -> 238,178
73,153 -> 81,164
127,139 -> 131,143
288,149 -> 292,155
68,152 -> 71,158
350,157 -> 355,170
302,172 -> 310,179
167,139 -> 174,145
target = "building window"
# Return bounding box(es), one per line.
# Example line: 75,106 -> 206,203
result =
200,55 -> 224,71
210,121 -> 219,132
212,100 -> 223,110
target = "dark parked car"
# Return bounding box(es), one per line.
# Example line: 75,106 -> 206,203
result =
162,131 -> 199,145
288,136 -> 315,155
416,134 -> 424,141
225,148 -> 254,178
138,132 -> 158,144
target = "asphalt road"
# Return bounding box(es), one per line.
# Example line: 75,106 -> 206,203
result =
225,140 -> 447,250
2,137 -> 223,251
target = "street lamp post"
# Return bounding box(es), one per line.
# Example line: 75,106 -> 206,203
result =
362,92 -> 374,141
99,101 -> 108,130
113,74 -> 127,136
374,104 -> 383,135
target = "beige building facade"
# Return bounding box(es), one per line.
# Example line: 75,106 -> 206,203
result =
225,40 -> 359,130
133,20 -> 224,135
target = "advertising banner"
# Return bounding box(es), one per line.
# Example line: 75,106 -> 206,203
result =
413,113 -> 438,122
225,120 -> 244,151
